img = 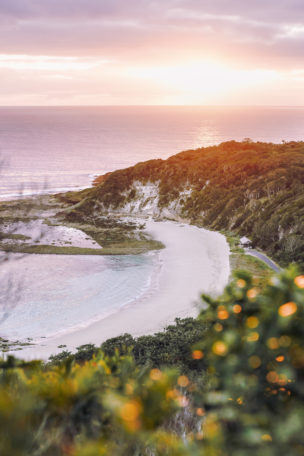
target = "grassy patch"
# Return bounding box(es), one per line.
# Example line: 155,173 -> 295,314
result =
220,230 -> 243,253
0,232 -> 31,241
1,195 -> 164,256
0,239 -> 164,256
0,337 -> 33,353
230,252 -> 272,287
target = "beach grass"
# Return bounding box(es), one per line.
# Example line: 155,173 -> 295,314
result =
0,239 -> 164,255
0,194 -> 165,255
0,232 -> 31,241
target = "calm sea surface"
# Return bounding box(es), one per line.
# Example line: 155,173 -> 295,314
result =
1,106 -> 304,344
1,106 -> 304,199
1,252 -> 157,341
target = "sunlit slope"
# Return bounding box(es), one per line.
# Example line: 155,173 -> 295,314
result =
64,141 -> 304,268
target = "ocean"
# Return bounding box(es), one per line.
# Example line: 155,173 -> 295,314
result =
1,106 -> 304,199
1,106 -> 304,345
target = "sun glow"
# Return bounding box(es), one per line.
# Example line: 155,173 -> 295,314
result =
123,60 -> 279,104
0,53 -> 300,105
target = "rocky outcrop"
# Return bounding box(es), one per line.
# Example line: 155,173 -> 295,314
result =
94,180 -> 192,222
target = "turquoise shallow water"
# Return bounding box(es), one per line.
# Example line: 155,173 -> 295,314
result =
0,253 -> 157,341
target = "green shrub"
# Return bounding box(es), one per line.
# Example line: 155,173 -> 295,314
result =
1,267 -> 304,455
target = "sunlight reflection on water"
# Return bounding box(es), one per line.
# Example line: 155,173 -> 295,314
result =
0,106 -> 304,199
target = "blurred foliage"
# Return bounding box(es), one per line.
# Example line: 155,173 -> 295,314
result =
76,141 -> 304,269
198,265 -> 304,455
1,267 -> 304,455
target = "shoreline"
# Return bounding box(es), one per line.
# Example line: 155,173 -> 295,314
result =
27,249 -> 162,343
0,195 -> 163,256
16,219 -> 230,360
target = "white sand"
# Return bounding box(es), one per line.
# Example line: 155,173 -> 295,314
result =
3,219 -> 100,249
18,220 -> 230,360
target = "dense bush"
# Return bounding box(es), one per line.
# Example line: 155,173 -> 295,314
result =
81,141 -> 304,268
49,318 -> 207,376
1,267 -> 304,455
198,266 -> 304,455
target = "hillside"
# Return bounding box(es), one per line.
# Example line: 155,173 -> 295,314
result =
61,140 -> 304,269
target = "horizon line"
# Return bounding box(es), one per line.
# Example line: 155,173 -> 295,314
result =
0,104 -> 304,108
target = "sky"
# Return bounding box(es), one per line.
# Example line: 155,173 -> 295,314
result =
0,0 -> 304,106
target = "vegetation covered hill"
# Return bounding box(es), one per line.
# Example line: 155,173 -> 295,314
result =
65,141 -> 304,269
1,268 -> 304,455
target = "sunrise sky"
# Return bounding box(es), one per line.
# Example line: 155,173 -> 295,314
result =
1,0 -> 304,106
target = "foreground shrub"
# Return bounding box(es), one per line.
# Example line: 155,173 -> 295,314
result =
198,266 -> 304,455
0,267 -> 303,455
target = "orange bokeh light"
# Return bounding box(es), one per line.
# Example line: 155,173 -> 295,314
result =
192,350 -> 204,360
217,306 -> 229,320
294,275 -> 304,288
212,341 -> 228,356
233,304 -> 242,314
278,302 -> 297,317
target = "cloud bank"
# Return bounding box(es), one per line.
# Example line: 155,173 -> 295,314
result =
0,0 -> 303,105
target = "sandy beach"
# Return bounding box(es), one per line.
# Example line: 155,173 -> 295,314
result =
17,219 -> 230,360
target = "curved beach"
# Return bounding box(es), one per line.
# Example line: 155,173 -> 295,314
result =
19,220 -> 230,360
